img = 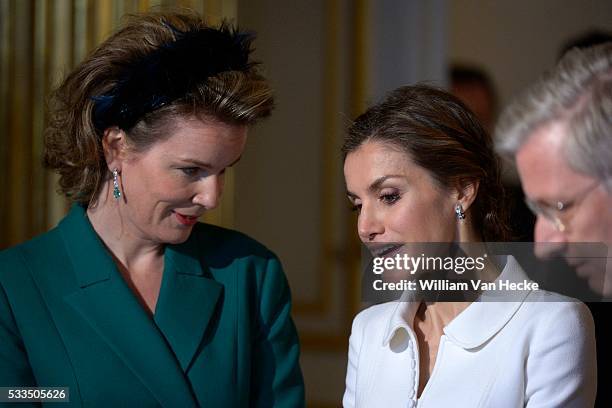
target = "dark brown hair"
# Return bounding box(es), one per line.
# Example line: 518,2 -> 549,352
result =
44,10 -> 274,206
342,84 -> 511,241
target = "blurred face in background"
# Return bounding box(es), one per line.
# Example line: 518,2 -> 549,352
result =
451,81 -> 495,133
516,120 -> 612,294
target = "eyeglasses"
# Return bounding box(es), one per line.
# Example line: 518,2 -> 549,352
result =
524,182 -> 600,232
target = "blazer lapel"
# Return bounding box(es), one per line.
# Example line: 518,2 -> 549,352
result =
59,205 -> 198,408
154,237 -> 223,372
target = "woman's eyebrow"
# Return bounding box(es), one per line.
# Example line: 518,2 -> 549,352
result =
346,175 -> 405,199
177,155 -> 242,168
368,175 -> 405,193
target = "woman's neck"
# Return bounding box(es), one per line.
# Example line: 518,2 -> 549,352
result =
414,228 -> 501,328
86,187 -> 164,271
415,300 -> 470,331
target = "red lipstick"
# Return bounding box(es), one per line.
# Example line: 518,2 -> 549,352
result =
174,211 -> 198,226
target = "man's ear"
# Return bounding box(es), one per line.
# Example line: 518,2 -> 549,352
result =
101,127 -> 128,171
455,179 -> 480,211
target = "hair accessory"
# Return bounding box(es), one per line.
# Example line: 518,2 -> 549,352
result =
92,21 -> 255,131
455,203 -> 466,220
112,169 -> 121,200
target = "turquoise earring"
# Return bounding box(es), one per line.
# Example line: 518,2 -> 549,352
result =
112,169 -> 122,200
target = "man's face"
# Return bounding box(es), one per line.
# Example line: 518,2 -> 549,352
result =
516,121 -> 612,294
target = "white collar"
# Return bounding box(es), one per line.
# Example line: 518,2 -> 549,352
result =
383,256 -> 533,349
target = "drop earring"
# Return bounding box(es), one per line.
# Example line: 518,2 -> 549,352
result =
112,169 -> 122,200
455,203 -> 465,220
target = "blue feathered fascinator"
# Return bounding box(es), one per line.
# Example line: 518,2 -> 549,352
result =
91,21 -> 254,131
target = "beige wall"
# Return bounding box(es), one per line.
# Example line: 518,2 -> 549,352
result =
236,1 -> 359,405
449,0 -> 612,108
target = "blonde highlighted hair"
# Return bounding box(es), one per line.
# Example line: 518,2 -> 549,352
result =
44,10 -> 274,205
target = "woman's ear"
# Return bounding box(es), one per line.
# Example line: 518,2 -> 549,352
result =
455,179 -> 480,211
102,127 -> 128,171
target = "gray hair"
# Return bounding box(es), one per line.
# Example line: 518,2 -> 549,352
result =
495,43 -> 612,192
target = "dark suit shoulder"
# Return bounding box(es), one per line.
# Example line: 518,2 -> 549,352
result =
190,222 -> 278,261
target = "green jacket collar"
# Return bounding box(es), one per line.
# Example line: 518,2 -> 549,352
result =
59,204 -> 223,407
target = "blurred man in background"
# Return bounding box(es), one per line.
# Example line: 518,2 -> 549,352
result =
496,43 -> 612,296
496,42 -> 612,407
450,65 -> 498,134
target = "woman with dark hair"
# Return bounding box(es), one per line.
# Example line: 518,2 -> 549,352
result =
0,11 -> 304,407
342,85 -> 596,407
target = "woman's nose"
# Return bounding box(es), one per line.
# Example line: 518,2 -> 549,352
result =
192,174 -> 224,210
358,206 -> 384,242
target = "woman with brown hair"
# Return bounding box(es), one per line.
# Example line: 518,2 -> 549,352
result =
0,11 -> 304,407
342,85 -> 596,407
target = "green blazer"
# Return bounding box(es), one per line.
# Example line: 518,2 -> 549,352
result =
0,205 -> 304,407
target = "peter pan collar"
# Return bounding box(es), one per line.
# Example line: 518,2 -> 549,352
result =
383,256 -> 533,349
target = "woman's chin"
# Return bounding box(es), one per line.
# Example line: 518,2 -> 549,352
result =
159,227 -> 194,245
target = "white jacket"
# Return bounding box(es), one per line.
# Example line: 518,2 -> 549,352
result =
343,257 -> 597,407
